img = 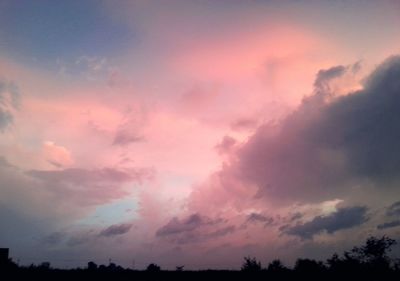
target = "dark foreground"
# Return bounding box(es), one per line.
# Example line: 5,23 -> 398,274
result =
1,266 -> 400,281
2,236 -> 400,280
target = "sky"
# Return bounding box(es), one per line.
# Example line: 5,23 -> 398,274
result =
1,0 -> 400,270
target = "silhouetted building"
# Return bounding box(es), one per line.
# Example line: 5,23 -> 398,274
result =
0,248 -> 9,265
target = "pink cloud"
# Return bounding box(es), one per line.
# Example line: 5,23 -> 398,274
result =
42,141 -> 73,168
28,166 -> 154,206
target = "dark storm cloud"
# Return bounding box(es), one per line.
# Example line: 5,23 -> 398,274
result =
235,56 -> 400,202
0,79 -> 19,131
284,206 -> 369,239
316,57 -> 400,180
99,223 -> 132,237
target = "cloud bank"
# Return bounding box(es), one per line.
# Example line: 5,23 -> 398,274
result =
164,56 -> 400,258
213,56 -> 400,204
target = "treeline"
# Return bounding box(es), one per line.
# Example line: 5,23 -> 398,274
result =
1,236 -> 400,280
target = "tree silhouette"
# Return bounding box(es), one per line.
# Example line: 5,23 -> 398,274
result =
38,262 -> 51,270
267,259 -> 290,279
347,235 -> 396,277
327,252 -> 360,273
87,261 -> 98,271
241,256 -> 262,272
294,258 -> 325,272
146,263 -> 161,272
348,235 -> 396,264
267,259 -> 288,273
327,235 -> 397,279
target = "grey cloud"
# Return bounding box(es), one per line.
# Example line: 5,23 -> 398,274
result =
155,213 -> 233,244
289,212 -> 303,222
207,225 -> 236,238
41,232 -> 66,245
377,220 -> 400,230
0,80 -> 19,108
314,65 -> 347,94
247,212 -> 274,226
284,206 -> 368,239
215,136 -> 237,155
351,61 -> 362,74
176,225 -> 236,245
0,156 -> 14,168
0,111 -> 13,131
156,213 -> 219,237
230,118 -> 258,131
67,232 -> 94,247
41,223 -> 132,247
112,107 -> 147,146
113,130 -> 144,146
99,223 -> 132,237
378,201 -> 400,229
386,201 -> 400,217
0,80 -> 19,131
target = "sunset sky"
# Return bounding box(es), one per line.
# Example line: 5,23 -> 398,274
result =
1,0 -> 400,269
